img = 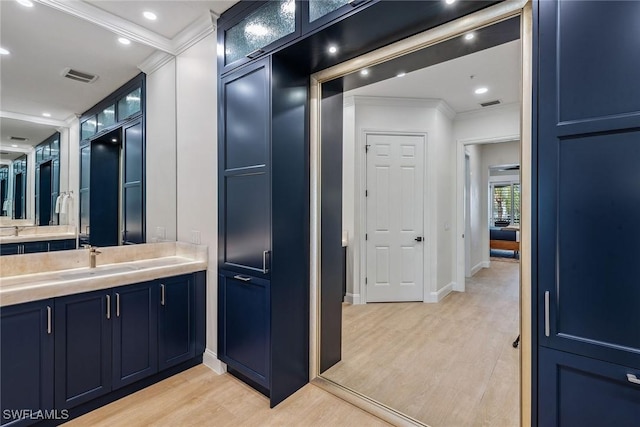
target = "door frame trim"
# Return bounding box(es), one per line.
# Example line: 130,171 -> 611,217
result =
309,1 -> 532,425
357,129 -> 429,304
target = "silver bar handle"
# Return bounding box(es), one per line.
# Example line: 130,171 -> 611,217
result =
263,250 -> 270,274
627,374 -> 640,385
544,291 -> 550,337
161,284 -> 165,306
47,306 -> 52,334
233,275 -> 252,282
116,293 -> 120,317
106,294 -> 111,319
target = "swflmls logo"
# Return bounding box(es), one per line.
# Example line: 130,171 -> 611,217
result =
2,409 -> 70,421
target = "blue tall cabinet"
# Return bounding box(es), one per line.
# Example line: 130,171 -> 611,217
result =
534,1 -> 640,424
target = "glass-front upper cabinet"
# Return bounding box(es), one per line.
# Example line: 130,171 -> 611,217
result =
303,0 -> 373,32
220,0 -> 300,73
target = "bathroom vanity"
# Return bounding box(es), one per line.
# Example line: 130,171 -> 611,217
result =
0,225 -> 77,256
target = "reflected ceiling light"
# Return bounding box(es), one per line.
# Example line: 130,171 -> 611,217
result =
360,69 -> 369,76
111,138 -> 117,143
143,11 -> 157,20
328,45 -> 338,54
445,0 -> 456,4
396,72 -> 406,78
16,0 -> 34,7
464,33 -> 475,41
11,144 -> 18,148
475,87 -> 488,94
0,48 -> 9,55
42,112 -> 51,117
118,37 -> 131,45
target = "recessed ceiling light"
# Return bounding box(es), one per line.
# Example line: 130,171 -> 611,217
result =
445,0 -> 456,4
16,0 -> 34,7
0,48 -> 9,55
11,144 -> 18,148
475,87 -> 489,95
42,112 -> 51,117
143,11 -> 157,20
111,138 -> 117,143
464,33 -> 475,41
328,45 -> 338,54
397,72 -> 406,78
118,37 -> 131,45
360,69 -> 369,76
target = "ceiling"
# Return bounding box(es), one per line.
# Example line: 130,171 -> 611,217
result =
0,0 -> 237,159
346,40 -> 521,114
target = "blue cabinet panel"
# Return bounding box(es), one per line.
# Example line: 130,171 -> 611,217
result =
556,1 -> 640,123
54,291 -> 112,409
112,282 -> 158,390
218,270 -> 270,388
48,239 -> 77,252
0,244 -> 20,256
0,300 -> 54,427
539,347 -> 640,427
158,275 -> 195,371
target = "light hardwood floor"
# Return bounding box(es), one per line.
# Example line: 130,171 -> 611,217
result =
65,365 -> 390,427
323,260 -> 520,427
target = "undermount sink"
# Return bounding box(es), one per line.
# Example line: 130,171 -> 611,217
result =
59,265 -> 141,280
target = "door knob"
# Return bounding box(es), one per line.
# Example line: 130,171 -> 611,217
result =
415,236 -> 423,242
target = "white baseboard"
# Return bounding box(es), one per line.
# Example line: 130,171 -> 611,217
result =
203,348 -> 226,374
470,261 -> 490,276
344,293 -> 362,304
424,282 -> 453,303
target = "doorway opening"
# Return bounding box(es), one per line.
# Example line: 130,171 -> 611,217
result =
311,3 -> 532,426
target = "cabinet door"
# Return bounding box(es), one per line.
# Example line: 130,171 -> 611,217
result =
539,347 -> 640,427
0,244 -> 20,256
220,59 -> 271,277
537,0 -> 640,369
23,241 -> 49,254
55,291 -> 112,409
112,282 -> 158,390
218,271 -> 270,388
158,275 -> 195,371
48,239 -> 77,252
1,300 -> 54,427
220,0 -> 299,73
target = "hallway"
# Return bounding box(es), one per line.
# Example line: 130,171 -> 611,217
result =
323,261 -> 520,426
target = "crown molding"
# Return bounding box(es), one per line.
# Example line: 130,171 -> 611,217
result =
138,51 -> 175,75
1,111 -> 68,128
172,12 -> 217,56
455,101 -> 520,121
0,146 -> 32,155
351,96 -> 456,119
36,0 -> 174,54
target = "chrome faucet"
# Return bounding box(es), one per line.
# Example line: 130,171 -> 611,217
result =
83,245 -> 102,268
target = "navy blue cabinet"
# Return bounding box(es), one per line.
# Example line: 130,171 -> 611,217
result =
0,243 -> 20,256
535,0 -> 640,423
0,300 -> 54,427
112,281 -> 158,390
54,290 -> 112,409
48,239 -> 77,252
538,347 -> 640,427
0,239 -> 76,256
218,270 -> 270,389
158,275 -> 195,371
219,58 -> 271,278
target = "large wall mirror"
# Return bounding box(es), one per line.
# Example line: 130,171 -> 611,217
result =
314,5 -> 527,425
0,0 -> 178,250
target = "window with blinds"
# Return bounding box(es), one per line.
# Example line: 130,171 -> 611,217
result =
491,182 -> 520,227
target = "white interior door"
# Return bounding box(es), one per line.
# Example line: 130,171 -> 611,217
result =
464,153 -> 472,277
366,133 -> 424,302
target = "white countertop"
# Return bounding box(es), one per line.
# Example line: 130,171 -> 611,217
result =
0,225 -> 77,244
0,242 -> 207,307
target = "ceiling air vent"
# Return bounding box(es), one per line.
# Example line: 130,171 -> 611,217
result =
480,99 -> 501,107
9,136 -> 28,141
62,68 -> 98,83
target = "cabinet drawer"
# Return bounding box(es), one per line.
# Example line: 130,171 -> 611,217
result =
218,270 -> 270,388
539,347 -> 640,427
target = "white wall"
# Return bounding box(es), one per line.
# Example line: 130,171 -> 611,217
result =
453,102 -> 520,143
342,96 -> 455,303
466,144 -> 484,274
174,32 -> 220,368
146,59 -> 177,242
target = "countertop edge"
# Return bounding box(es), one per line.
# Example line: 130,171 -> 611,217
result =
0,261 -> 207,307
0,233 -> 77,244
